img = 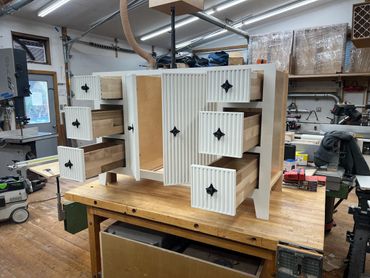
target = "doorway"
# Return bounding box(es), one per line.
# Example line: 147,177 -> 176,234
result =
26,70 -> 61,157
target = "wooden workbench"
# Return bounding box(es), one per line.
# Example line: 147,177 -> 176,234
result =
64,176 -> 325,277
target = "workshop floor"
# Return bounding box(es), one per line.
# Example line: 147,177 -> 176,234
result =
0,179 -> 366,277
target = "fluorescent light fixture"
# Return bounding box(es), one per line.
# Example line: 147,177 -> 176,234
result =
38,0 -> 72,17
216,0 -> 248,12
242,0 -> 319,26
177,0 -> 320,49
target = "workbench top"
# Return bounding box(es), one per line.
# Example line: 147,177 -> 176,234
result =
64,176 -> 325,252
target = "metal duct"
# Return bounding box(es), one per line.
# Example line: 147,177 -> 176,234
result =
0,0 -> 33,16
193,12 -> 249,40
288,93 -> 340,104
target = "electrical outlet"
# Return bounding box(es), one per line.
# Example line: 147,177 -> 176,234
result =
316,107 -> 322,112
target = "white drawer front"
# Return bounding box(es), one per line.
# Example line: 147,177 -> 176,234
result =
207,68 -> 252,103
162,72 -> 216,186
58,146 -> 85,182
72,75 -> 101,100
65,106 -> 93,141
191,165 -> 236,216
199,111 -> 244,158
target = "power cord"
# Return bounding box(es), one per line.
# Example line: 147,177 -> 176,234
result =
28,194 -> 64,204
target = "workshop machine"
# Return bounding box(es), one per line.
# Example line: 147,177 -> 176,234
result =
0,176 -> 29,224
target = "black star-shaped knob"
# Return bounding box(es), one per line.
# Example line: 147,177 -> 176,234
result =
81,83 -> 90,92
72,119 -> 81,128
221,80 -> 233,93
170,126 -> 180,137
206,184 -> 218,197
213,128 -> 225,141
64,160 -> 73,169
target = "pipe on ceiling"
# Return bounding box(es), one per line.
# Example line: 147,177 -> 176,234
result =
193,11 -> 249,40
119,0 -> 156,68
0,0 -> 33,16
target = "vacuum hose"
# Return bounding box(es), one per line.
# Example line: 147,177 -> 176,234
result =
120,0 -> 156,68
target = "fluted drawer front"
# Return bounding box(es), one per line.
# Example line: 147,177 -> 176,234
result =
58,146 -> 86,182
191,164 -> 236,216
65,106 -> 93,140
72,75 -> 101,100
199,111 -> 244,158
65,107 -> 124,141
207,68 -> 262,103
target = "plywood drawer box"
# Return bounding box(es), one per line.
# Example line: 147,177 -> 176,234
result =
58,141 -> 124,182
199,111 -> 260,158
72,75 -> 122,100
64,106 -> 123,141
101,231 -> 262,278
207,68 -> 263,103
191,154 -> 258,216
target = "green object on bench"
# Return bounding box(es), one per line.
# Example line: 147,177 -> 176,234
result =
63,201 -> 88,234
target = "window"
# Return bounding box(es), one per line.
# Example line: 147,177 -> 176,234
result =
24,81 -> 51,124
12,32 -> 51,64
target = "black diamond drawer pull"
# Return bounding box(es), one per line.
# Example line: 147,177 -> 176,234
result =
170,126 -> 180,137
206,184 -> 218,197
64,160 -> 73,169
81,83 -> 90,92
213,128 -> 225,141
128,124 -> 134,132
72,119 -> 81,128
221,80 -> 233,93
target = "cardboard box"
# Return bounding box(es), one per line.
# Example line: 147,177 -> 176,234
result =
249,31 -> 293,72
292,24 -> 348,75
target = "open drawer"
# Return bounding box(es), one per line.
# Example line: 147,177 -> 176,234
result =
71,75 -> 122,100
101,231 -> 263,278
64,106 -> 124,141
58,140 -> 125,182
207,68 -> 263,103
191,154 -> 258,216
199,111 -> 260,158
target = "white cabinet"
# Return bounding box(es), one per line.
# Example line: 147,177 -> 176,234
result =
207,68 -> 262,103
162,72 -> 215,186
198,111 -> 260,158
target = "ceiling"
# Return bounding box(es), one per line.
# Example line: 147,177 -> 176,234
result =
11,0 -> 330,49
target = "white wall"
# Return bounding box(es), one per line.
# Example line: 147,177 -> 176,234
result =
0,15 -> 67,107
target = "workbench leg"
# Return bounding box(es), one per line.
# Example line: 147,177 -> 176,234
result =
87,207 -> 104,278
261,257 -> 276,278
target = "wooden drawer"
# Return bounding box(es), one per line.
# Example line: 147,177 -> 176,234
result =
58,141 -> 124,182
191,154 -> 258,216
101,231 -> 262,278
64,107 -> 123,141
207,68 -> 262,103
199,111 -> 260,158
71,75 -> 122,100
